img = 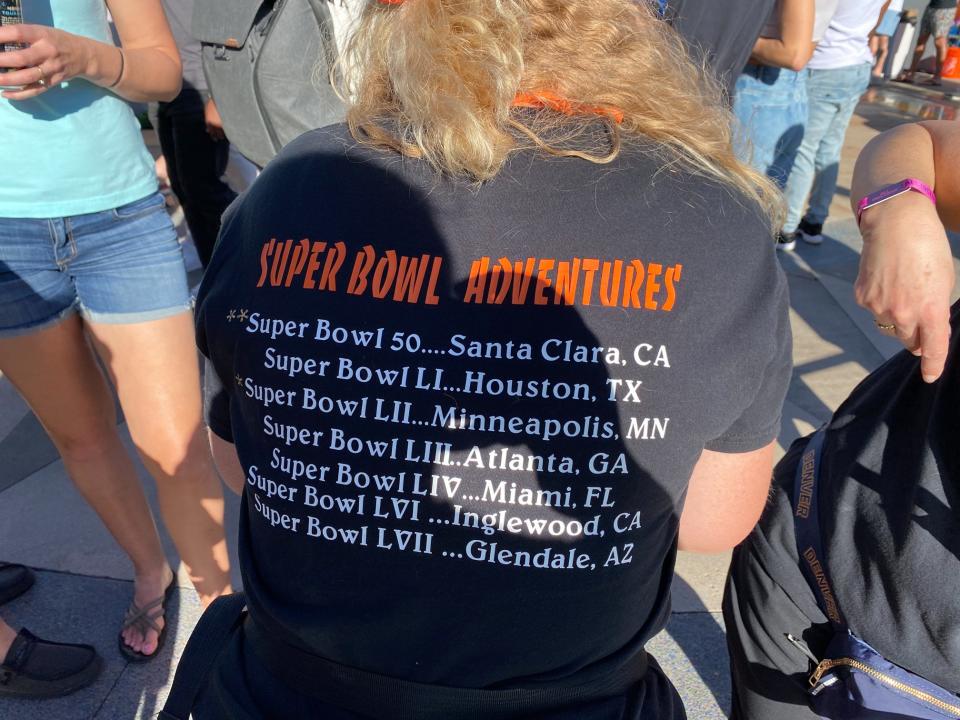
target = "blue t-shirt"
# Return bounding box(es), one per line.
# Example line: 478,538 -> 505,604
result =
0,0 -> 157,219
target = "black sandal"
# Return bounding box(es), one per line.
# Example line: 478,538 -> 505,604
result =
118,576 -> 176,662
0,628 -> 102,698
0,563 -> 34,607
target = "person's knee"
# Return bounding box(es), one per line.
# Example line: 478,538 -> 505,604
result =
133,424 -> 209,479
53,421 -> 121,464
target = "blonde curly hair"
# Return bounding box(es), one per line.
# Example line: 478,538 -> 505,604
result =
336,0 -> 782,227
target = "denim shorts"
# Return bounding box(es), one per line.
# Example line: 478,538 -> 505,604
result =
0,192 -> 192,337
875,9 -> 901,37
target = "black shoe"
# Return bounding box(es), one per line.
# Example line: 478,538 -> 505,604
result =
775,231 -> 796,252
0,629 -> 102,699
0,563 -> 34,607
797,218 -> 823,245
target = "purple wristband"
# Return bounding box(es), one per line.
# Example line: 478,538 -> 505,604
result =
857,178 -> 937,226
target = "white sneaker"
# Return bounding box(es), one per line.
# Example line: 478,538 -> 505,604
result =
797,219 -> 823,245
775,231 -> 796,252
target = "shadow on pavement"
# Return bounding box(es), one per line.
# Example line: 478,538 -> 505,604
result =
659,574 -> 732,716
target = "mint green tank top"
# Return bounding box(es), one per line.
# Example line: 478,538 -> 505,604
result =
0,0 -> 157,218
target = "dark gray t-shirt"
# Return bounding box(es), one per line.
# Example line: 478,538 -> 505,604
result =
197,123 -> 791,718
745,302 -> 960,694
666,0 -> 777,96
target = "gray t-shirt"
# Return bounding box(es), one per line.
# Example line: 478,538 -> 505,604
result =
161,0 -> 205,93
666,0 -> 777,95
197,123 -> 792,717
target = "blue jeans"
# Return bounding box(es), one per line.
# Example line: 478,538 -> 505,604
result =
733,65 -> 808,189
0,192 -> 192,336
783,63 -> 872,233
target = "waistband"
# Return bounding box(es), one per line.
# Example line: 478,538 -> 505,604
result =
244,616 -> 649,720
742,63 -> 806,81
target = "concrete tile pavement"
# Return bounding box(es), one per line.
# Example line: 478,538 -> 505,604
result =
1,86 -> 957,719
0,571 -> 202,720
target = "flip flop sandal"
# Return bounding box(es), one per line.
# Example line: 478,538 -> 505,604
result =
0,563 -> 35,607
118,576 -> 176,663
0,628 -> 102,698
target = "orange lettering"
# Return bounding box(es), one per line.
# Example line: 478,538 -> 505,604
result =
372,250 -> 399,299
623,260 -> 644,308
256,239 -> 276,288
463,257 -> 490,304
490,258 -> 515,304
394,254 -> 431,304
663,263 -> 682,311
533,258 -> 556,305
424,256 -> 443,305
644,262 -> 663,310
270,239 -> 293,286
319,241 -> 346,291
302,241 -> 327,289
553,259 -> 580,305
599,260 -> 623,306
580,258 -> 600,305
510,258 -> 537,304
283,239 -> 311,288
347,245 -> 376,295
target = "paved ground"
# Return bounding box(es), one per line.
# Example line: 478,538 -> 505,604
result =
1,82 -> 957,719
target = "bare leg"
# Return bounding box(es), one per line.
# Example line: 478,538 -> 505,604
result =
87,312 -> 231,607
933,36 -> 948,81
901,31 -> 931,81
873,36 -> 889,77
0,316 -> 172,655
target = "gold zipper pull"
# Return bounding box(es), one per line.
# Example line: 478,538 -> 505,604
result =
809,660 -> 832,688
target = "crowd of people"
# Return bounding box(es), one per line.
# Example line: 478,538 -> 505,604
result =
0,1 -> 957,719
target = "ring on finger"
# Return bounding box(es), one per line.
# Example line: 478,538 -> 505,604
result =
36,66 -> 47,87
876,321 -> 896,332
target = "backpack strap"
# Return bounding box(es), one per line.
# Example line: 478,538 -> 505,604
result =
157,592 -> 248,720
791,427 -> 847,630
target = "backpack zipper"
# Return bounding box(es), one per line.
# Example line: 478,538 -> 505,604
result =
785,633 -> 821,665
810,658 -> 960,715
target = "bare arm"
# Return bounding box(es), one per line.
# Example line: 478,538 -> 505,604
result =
851,121 -> 959,383
0,0 -> 180,102
852,121 -> 960,231
210,431 -> 245,496
678,442 -> 776,554
750,0 -> 816,71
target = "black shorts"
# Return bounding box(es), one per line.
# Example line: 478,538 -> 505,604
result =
191,621 -> 688,720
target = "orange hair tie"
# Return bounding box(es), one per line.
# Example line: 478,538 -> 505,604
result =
513,90 -> 625,125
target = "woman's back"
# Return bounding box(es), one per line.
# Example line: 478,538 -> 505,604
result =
188,2 -> 792,716
196,122 -> 790,717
